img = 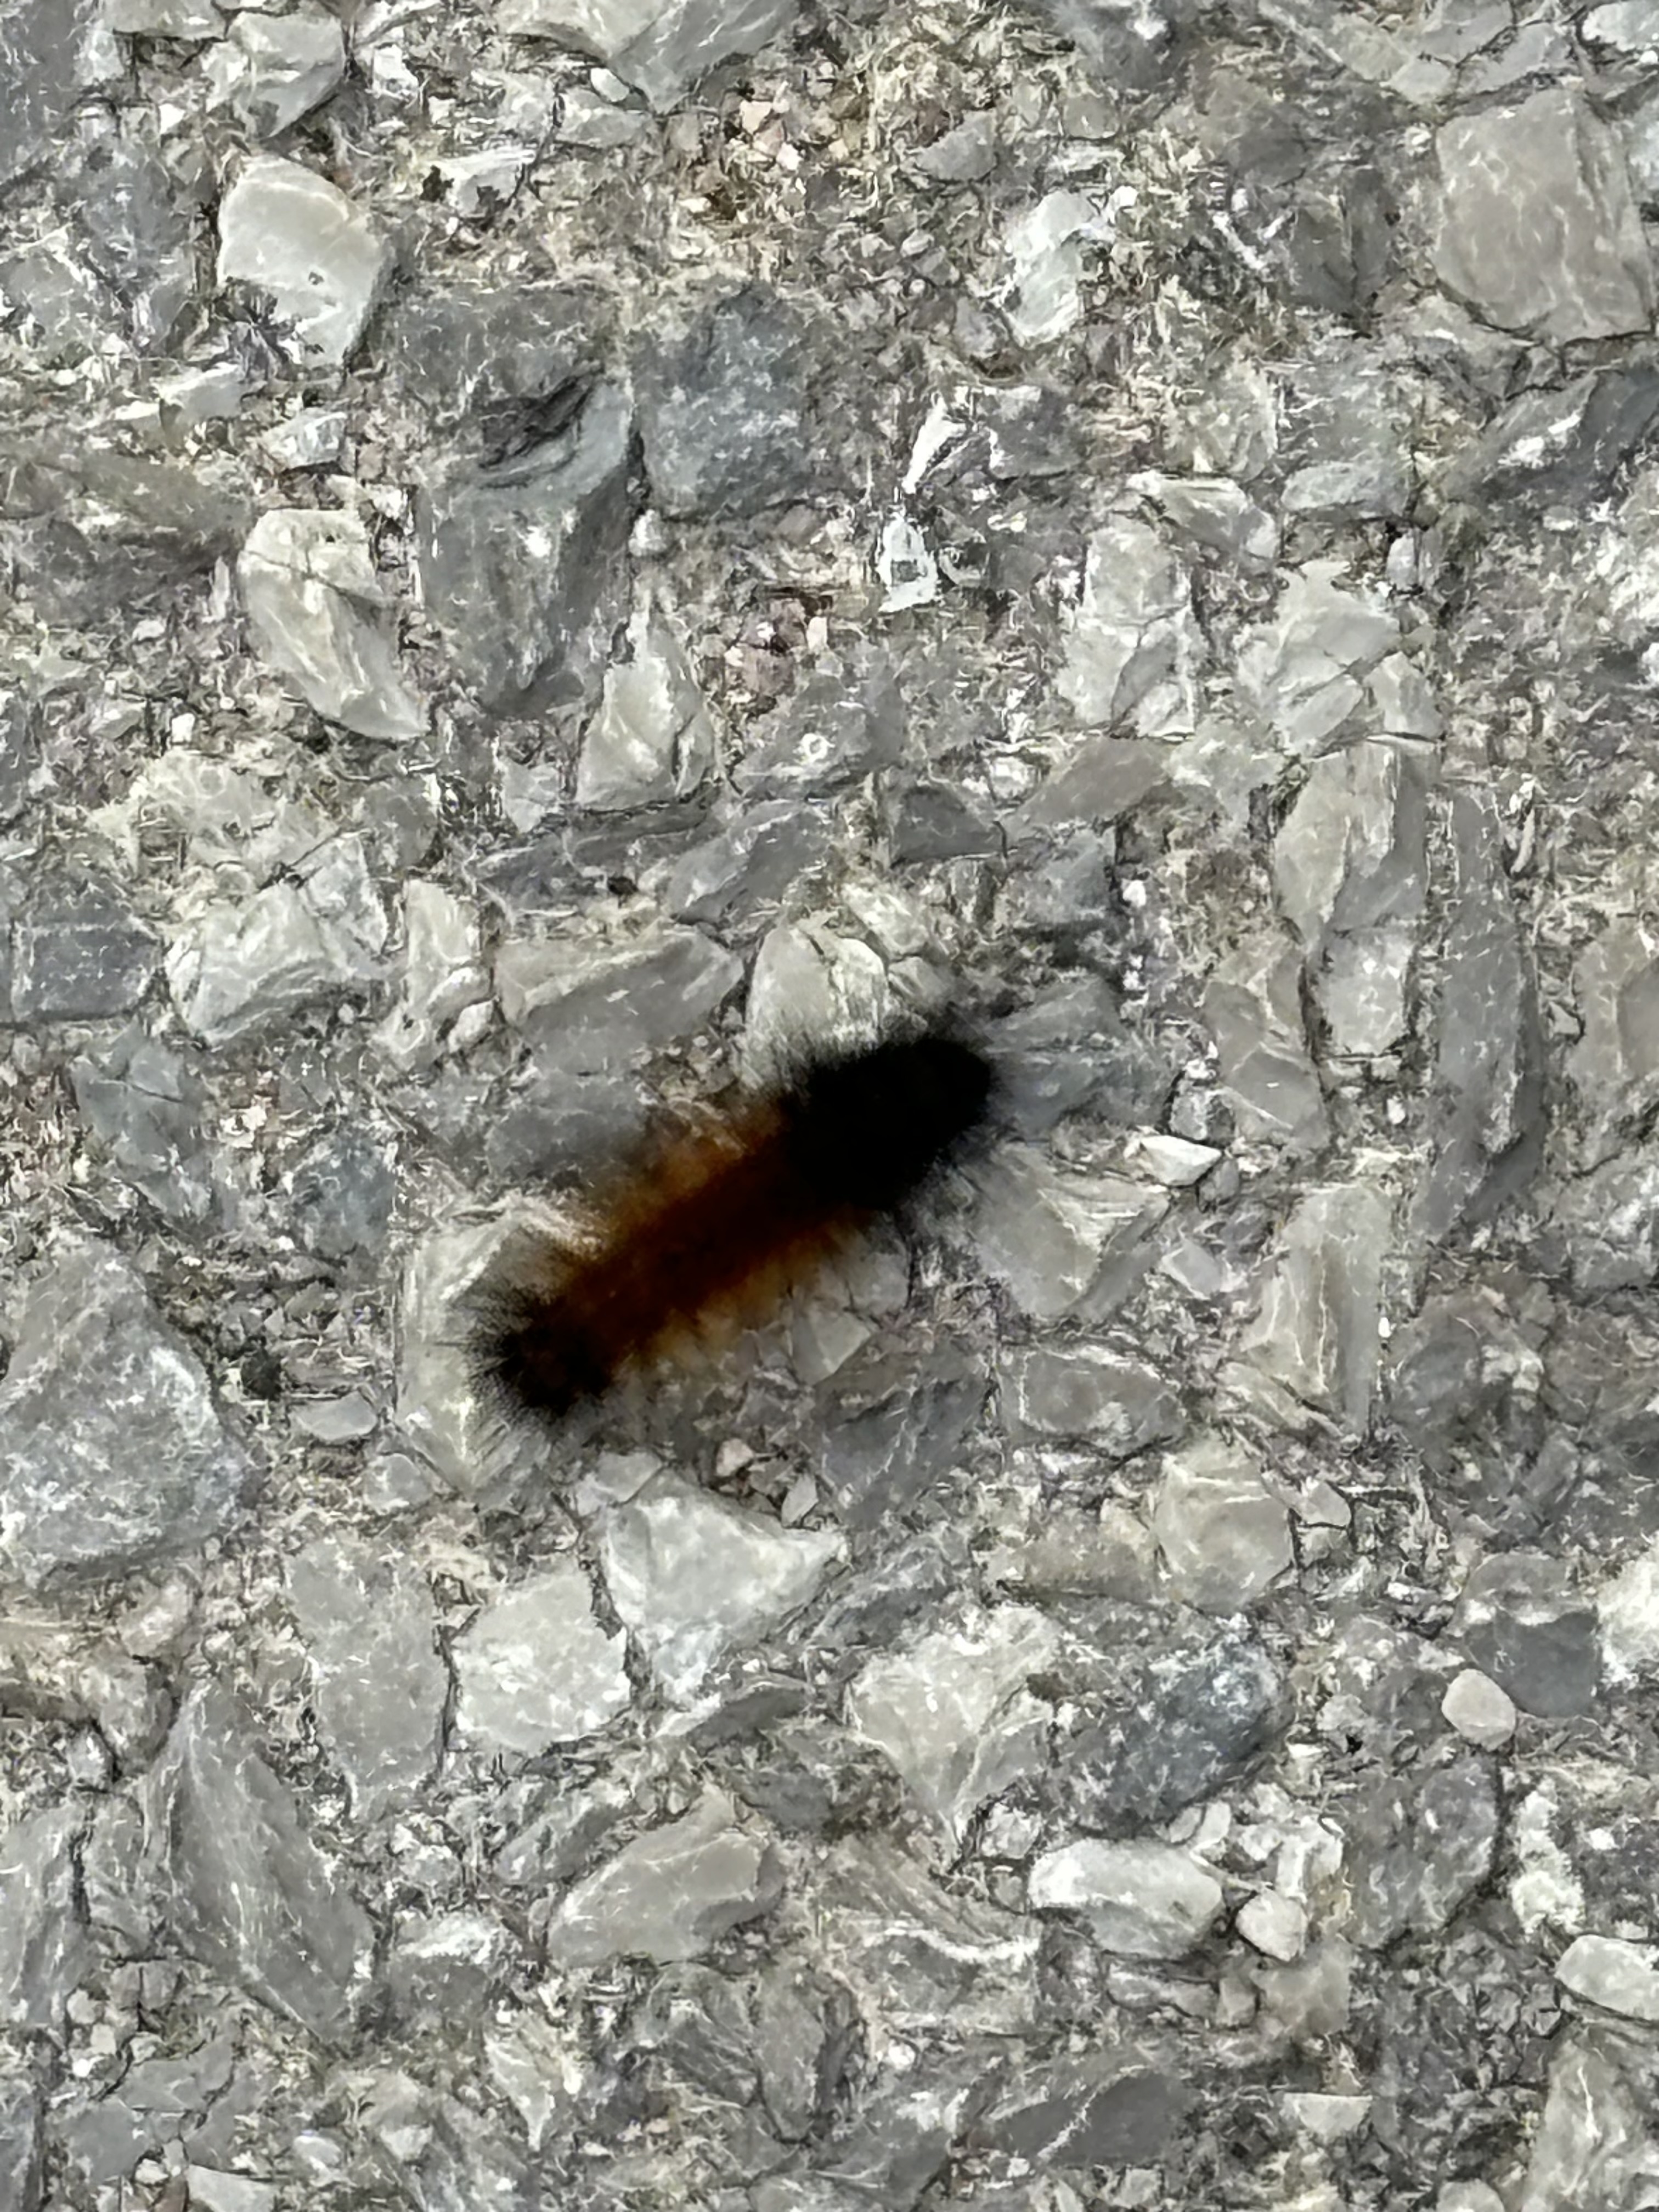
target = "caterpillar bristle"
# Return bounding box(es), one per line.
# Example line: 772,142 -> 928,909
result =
466,1023 -> 995,1427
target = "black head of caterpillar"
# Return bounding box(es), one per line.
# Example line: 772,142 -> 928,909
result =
780,1032 -> 992,1212
465,1024 -> 996,1428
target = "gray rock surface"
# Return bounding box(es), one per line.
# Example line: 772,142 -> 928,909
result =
1429,88 -> 1653,343
0,1244 -> 259,1582
0,1805 -> 88,2034
599,1471 -> 843,1698
498,0 -> 799,112
1152,1433 -> 1295,1613
0,2068 -> 42,2212
847,1605 -> 1060,1847
452,1554 -> 631,1752
1030,1837 -> 1226,1959
415,375 -> 635,712
139,1684 -> 377,2044
238,506 -> 427,741
205,1 -> 346,137
286,1532 -> 448,1816
544,1787 -> 783,1967
6,3 -> 1659,2204
216,155 -> 391,365
11,874 -> 159,1020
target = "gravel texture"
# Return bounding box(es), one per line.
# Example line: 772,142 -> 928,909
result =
2,2 -> 1658,2208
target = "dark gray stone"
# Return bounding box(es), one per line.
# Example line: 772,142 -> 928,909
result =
1567,918 -> 1659,1163
819,1339 -> 985,1530
1430,87 -> 1652,346
286,1532 -> 448,1819
542,1788 -> 783,1967
630,1963 -> 758,2104
166,835 -> 388,1044
0,1243 -> 259,1583
991,976 -> 1177,1138
972,1146 -> 1169,1324
1159,1433 -> 1300,1610
848,1604 -> 1059,1847
1572,1798 -> 1659,1934
666,801 -> 835,926
882,778 -> 1000,864
483,1064 -> 646,1184
2,458 -> 249,622
1203,933 -> 1329,1152
0,0 -> 96,188
575,600 -> 716,811
812,2052 -> 1001,2204
372,2090 -> 541,2212
0,1618 -> 169,1763
1553,1149 -> 1659,1293
1054,1633 -> 1285,1836
1272,738 -> 1431,951
490,1771 -> 633,1891
139,1682 -> 376,2044
981,379 -> 1083,478
382,1910 -> 512,2030
1412,791 -> 1546,1241
378,280 -> 603,429
1273,156 -> 1397,325
55,2098 -> 158,2191
1342,1756 -> 1502,1950
1280,354 -> 1412,522
416,378 -> 636,712
81,1795 -> 154,1957
811,1527 -> 970,1671
1368,1929 -> 1560,2170
1024,0 -> 1186,92
287,1123 -> 397,1259
754,1961 -> 854,2141
1000,831 -> 1116,936
1519,2038 -> 1659,2212
499,0 -> 799,112
0,2069 -> 42,2212
1000,1341 -> 1184,1452
1440,364 -> 1659,510
454,1554 -> 631,1748
736,646 -> 907,795
1387,1290 -> 1544,1479
1231,1179 -> 1391,1435
1452,1552 -> 1601,1719
1029,1834 -> 1224,1959
0,691 -> 37,823
509,925 -> 742,1065
975,2046 -> 1191,2168
1319,1613 -> 1458,1768
637,286 -> 819,519
816,1835 -> 1039,2034
211,2 -> 348,137
57,2036 -> 239,2185
12,876 -> 159,1020
0,1804 -> 87,2033
69,1030 -> 216,1226
915,108 -> 996,184
1132,469 -> 1278,565
65,130 -> 194,352
1014,737 -> 1176,835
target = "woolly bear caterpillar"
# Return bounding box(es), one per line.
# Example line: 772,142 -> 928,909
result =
468,1027 -> 994,1424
